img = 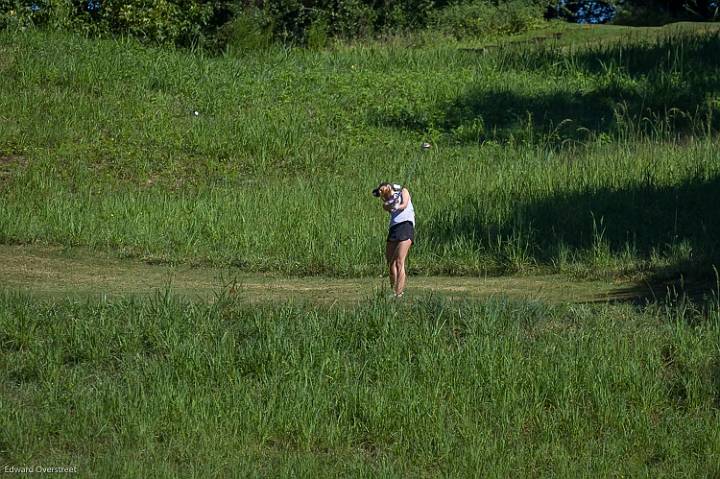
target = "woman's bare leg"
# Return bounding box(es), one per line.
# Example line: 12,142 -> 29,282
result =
392,240 -> 412,296
386,241 -> 398,291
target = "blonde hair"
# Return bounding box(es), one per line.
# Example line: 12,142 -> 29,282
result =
378,184 -> 394,201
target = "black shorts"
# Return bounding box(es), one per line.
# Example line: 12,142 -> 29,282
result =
387,221 -> 415,243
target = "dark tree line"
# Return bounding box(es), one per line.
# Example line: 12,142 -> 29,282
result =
0,0 -> 717,49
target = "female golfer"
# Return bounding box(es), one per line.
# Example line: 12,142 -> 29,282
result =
372,182 -> 415,298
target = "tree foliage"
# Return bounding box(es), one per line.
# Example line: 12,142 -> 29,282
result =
0,0 -> 229,47
0,0 -> 717,49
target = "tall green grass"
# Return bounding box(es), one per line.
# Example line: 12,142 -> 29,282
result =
2,29 -> 720,276
2,292 -> 719,475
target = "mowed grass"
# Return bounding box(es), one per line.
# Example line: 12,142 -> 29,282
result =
1,293 -> 719,476
2,26 -> 720,277
0,245 -> 629,304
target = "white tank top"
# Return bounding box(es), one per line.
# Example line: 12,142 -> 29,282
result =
387,185 -> 415,227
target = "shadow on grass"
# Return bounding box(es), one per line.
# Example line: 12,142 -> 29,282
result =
438,87 -> 618,144
375,31 -> 720,144
424,175 -> 720,303
600,271 -> 719,306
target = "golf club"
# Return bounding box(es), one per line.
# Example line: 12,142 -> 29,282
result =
402,141 -> 431,189
371,142 -> 431,199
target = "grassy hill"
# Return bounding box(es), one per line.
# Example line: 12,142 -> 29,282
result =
3,23 -> 720,477
2,24 -> 720,277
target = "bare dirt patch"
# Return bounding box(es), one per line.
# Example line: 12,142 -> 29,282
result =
0,155 -> 27,187
0,245 -> 634,304
0,47 -> 15,73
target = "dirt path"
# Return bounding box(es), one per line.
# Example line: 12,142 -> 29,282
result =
0,245 -> 636,304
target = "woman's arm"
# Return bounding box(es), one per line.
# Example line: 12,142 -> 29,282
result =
394,188 -> 411,211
